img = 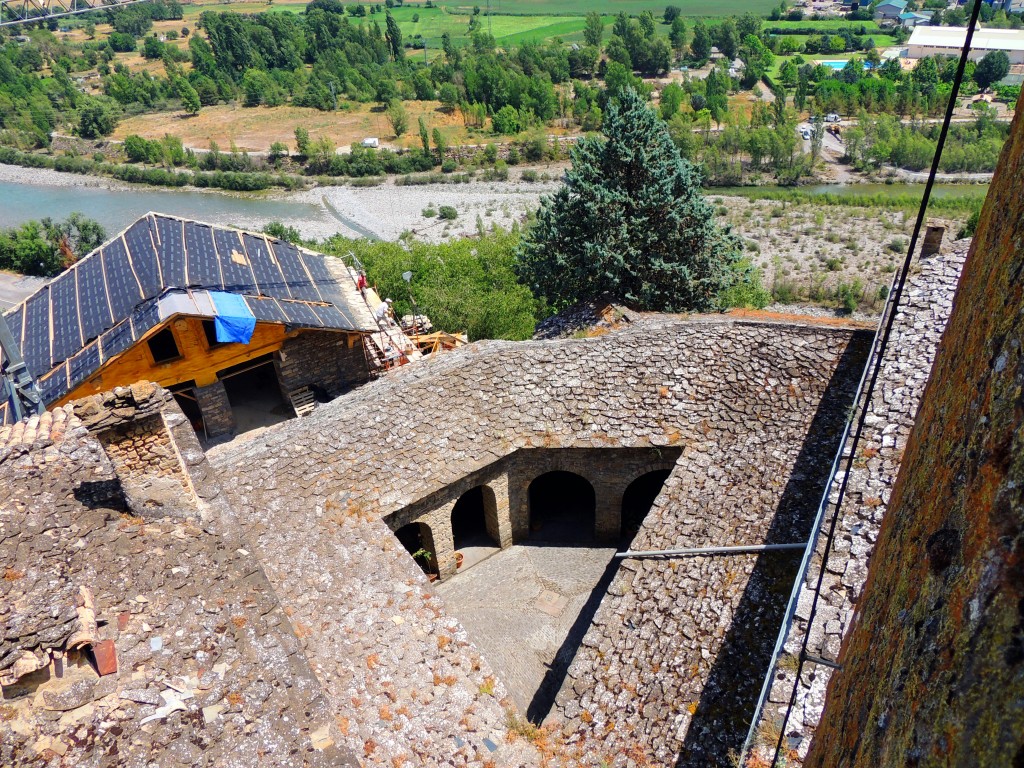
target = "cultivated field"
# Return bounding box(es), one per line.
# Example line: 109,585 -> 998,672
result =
113,101 -> 474,152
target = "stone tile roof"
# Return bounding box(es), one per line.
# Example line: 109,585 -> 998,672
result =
0,409 -> 354,767
211,314 -> 869,767
751,242 -> 969,765
545,321 -> 872,766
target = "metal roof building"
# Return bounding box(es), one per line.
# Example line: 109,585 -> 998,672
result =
907,25 -> 1024,63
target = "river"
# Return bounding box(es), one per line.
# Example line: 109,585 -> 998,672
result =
0,178 -> 335,238
0,167 -> 988,246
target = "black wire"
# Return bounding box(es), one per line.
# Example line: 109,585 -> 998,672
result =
767,2 -> 986,764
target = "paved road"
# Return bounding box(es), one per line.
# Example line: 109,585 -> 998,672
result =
0,271 -> 46,312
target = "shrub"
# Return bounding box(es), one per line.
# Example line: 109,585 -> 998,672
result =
422,205 -> 438,217
438,205 -> 458,220
441,158 -> 457,173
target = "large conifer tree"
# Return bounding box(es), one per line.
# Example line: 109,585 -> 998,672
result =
515,88 -> 742,313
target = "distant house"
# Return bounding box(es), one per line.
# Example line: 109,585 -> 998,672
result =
899,11 -> 933,28
728,58 -> 745,77
874,0 -> 909,22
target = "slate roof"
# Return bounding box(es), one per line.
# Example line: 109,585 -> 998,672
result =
1,213 -> 375,409
0,407 -> 356,767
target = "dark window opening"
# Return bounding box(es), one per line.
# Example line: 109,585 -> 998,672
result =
169,381 -> 204,434
395,521 -> 437,575
147,327 -> 181,363
220,358 -> 290,435
451,486 -> 499,550
528,471 -> 596,543
202,319 -> 230,349
620,470 -> 673,548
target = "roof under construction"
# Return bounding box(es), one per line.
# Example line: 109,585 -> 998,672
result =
1,213 -> 376,410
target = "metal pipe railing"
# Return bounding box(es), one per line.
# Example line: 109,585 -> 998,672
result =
615,543 -> 807,559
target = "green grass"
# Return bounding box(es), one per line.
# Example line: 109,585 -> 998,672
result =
405,0 -> 776,18
765,19 -> 884,30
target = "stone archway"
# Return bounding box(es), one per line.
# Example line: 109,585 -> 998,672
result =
451,485 -> 500,550
527,471 -> 596,543
620,469 -> 673,548
394,520 -> 438,576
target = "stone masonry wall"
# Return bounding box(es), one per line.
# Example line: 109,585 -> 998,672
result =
73,382 -> 234,526
748,242 -> 967,765
550,328 -> 873,767
804,98 -> 1024,768
275,330 -> 369,400
388,447 -> 681,579
194,380 -> 235,438
212,315 -> 871,768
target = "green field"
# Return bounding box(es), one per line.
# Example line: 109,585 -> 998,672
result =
765,19 -> 884,30
404,0 -> 776,18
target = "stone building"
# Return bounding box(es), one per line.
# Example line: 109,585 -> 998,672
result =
2,109 -> 1022,767
0,213 -> 378,437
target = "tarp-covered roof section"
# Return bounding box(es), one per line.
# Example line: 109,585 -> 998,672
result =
1,213 -> 375,406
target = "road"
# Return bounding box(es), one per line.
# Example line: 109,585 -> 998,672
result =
0,271 -> 46,312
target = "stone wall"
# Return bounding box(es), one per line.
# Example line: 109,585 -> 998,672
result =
387,447 -> 681,579
804,97 -> 1024,768
212,315 -> 872,767
195,380 -> 235,438
747,241 -> 967,765
275,330 -> 369,400
72,382 -> 233,526
549,327 -> 874,767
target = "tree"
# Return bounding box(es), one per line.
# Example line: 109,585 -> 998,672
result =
177,77 -> 201,115
974,50 -> 1010,90
690,21 -> 712,62
669,17 -> 687,54
387,100 -> 409,137
78,101 -> 117,138
431,127 -> 446,162
583,11 -> 603,48
492,105 -> 521,134
664,6 -> 682,23
515,88 -> 743,313
294,126 -> 310,156
659,82 -> 684,119
418,116 -> 430,154
438,82 -> 460,113
385,11 -> 404,61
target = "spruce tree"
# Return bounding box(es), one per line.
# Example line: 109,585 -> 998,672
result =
515,88 -> 742,313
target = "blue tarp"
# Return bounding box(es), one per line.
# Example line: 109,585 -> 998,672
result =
210,291 -> 256,344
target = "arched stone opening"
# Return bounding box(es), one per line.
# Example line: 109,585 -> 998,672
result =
528,471 -> 596,543
620,469 -> 673,548
451,485 -> 500,550
394,520 -> 438,576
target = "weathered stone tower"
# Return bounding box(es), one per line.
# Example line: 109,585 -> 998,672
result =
805,99 -> 1024,765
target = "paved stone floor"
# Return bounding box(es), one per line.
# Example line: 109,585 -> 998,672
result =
434,543 -> 618,720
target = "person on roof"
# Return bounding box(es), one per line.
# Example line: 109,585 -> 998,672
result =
356,270 -> 367,297
374,298 -> 394,326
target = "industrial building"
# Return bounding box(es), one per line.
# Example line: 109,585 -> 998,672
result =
907,25 -> 1024,63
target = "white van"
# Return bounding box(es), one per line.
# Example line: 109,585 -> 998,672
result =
361,137 -> 379,148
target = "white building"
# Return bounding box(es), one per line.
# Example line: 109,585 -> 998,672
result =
907,26 -> 1024,64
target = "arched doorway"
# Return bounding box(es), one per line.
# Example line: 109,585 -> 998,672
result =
620,469 -> 673,547
528,471 -> 596,543
394,521 -> 437,575
451,486 -> 499,550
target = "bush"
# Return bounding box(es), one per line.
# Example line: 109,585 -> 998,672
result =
520,169 -> 539,182
441,158 -> 457,173
438,205 -> 458,220
422,205 -> 438,217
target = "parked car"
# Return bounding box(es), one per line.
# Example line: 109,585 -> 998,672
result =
361,137 -> 379,148
800,127 -> 812,140
825,113 -> 841,123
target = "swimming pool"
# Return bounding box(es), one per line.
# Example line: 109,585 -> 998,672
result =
820,59 -> 874,70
